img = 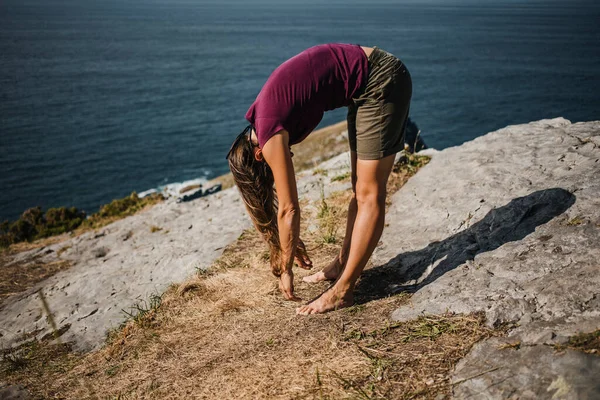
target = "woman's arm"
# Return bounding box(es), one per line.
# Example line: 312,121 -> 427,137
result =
261,130 -> 302,300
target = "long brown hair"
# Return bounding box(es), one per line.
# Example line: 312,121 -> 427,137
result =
227,128 -> 283,276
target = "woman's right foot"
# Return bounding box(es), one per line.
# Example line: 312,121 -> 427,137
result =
302,256 -> 343,283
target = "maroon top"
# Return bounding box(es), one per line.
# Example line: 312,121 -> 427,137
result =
245,43 -> 368,148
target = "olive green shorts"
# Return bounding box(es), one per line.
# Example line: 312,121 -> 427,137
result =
348,47 -> 412,160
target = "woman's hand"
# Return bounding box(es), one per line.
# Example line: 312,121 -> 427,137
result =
279,270 -> 301,301
295,239 -> 313,270
279,239 -> 312,300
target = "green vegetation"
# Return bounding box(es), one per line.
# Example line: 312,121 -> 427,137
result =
312,168 -> 328,176
84,192 -> 163,229
331,171 -> 351,182
120,293 -> 163,329
566,215 -> 585,226
0,192 -> 163,249
317,189 -> 342,244
555,329 -> 600,354
150,225 -> 163,233
0,206 -> 85,249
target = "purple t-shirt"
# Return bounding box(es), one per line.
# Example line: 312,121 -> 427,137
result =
245,43 -> 368,148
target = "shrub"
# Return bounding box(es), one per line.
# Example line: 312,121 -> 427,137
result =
0,206 -> 86,249
84,192 -> 163,229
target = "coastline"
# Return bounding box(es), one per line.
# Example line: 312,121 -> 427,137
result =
1,118 -> 599,399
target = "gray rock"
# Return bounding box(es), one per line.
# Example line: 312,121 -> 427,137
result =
0,384 -> 29,400
0,187 -> 252,352
363,118 -> 599,399
452,338 -> 600,400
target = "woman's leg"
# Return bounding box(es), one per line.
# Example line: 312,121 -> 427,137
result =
303,151 -> 358,283
297,153 -> 395,314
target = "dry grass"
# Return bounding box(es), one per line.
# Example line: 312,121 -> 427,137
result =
0,340 -> 80,398
0,149 -> 501,400
43,282 -> 496,399
0,133 -> 495,400
0,249 -> 71,302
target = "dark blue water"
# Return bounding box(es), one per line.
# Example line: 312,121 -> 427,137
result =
1,0 -> 599,221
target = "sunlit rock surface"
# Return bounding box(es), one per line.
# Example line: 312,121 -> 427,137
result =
370,118 -> 600,399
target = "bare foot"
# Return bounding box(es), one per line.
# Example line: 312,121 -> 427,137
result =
302,256 -> 343,284
296,285 -> 354,315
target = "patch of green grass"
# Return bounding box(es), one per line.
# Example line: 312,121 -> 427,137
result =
84,192 -> 163,230
149,225 -> 162,233
555,330 -> 600,354
566,215 -> 585,226
331,172 -> 351,182
105,364 -> 120,377
121,293 -> 163,329
313,168 -> 328,176
317,193 -> 339,244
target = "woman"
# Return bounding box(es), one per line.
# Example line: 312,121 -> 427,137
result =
227,43 -> 412,315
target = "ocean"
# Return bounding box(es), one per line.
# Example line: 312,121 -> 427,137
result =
1,0 -> 599,222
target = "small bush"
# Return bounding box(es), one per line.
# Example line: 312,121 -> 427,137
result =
84,192 -> 163,229
0,192 -> 163,249
0,206 -> 86,249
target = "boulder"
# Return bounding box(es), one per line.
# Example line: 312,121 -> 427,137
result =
366,118 -> 600,399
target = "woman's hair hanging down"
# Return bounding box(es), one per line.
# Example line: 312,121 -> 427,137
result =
227,126 -> 283,276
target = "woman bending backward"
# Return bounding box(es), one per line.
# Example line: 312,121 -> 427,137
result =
227,43 -> 412,314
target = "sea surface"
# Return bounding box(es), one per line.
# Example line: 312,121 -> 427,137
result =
1,0 -> 599,221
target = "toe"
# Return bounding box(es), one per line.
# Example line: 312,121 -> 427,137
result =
296,306 -> 309,315
302,272 -> 322,283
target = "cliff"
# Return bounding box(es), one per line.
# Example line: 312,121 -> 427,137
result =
1,118 -> 598,399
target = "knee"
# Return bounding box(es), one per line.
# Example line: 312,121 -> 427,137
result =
355,183 -> 386,207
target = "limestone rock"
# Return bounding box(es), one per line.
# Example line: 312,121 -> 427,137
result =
0,384 -> 29,400
0,188 -> 251,351
367,118 -> 600,399
452,338 -> 600,400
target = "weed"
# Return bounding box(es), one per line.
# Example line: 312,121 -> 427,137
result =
105,365 -> 120,377
0,206 -> 85,249
150,225 -> 162,233
317,187 -> 342,244
331,172 -> 351,182
1,346 -> 28,372
567,215 -> 585,226
498,341 -> 521,350
121,293 -> 163,328
555,329 -> 600,354
56,245 -> 72,256
85,192 -> 163,230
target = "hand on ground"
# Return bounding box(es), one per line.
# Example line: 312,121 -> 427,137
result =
279,270 -> 301,301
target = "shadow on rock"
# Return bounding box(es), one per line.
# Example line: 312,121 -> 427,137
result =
356,188 -> 576,304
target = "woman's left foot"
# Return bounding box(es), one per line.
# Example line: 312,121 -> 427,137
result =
296,286 -> 354,315
302,256 -> 343,284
